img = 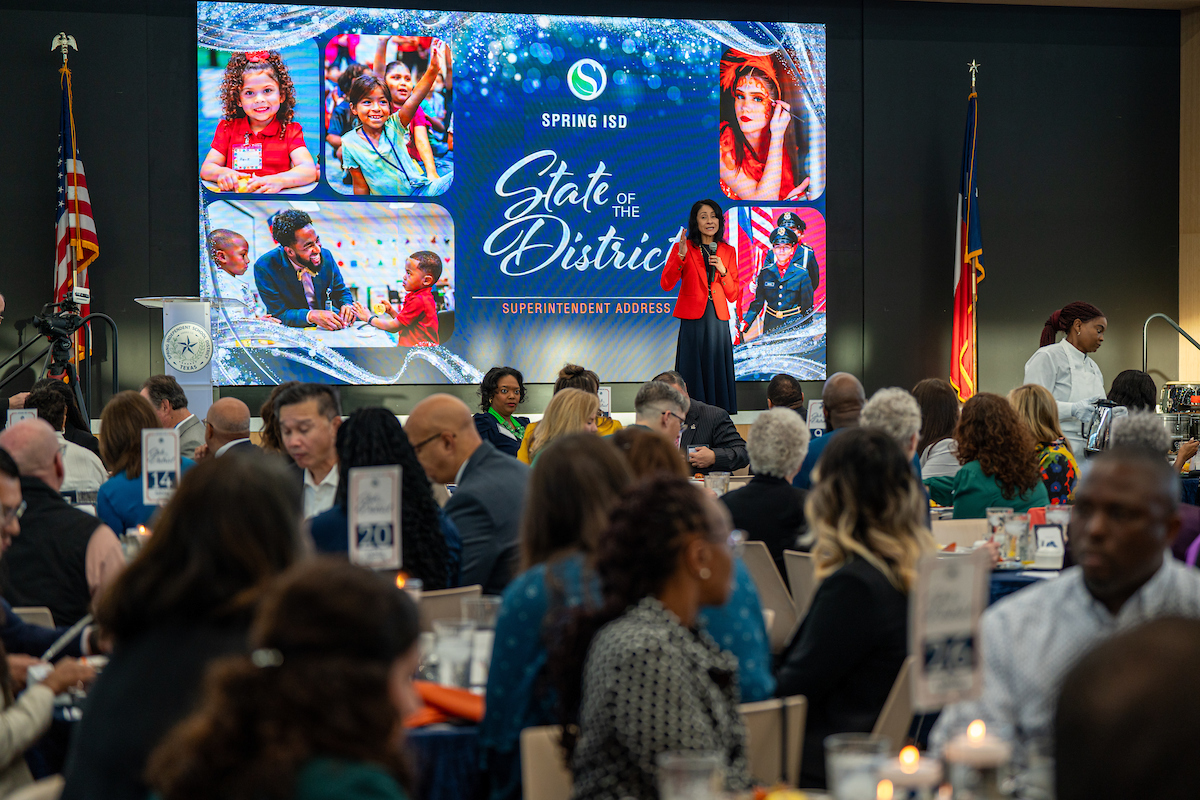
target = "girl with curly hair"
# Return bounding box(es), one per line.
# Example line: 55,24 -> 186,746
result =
146,559 -> 422,800
308,407 -> 458,589
776,427 -> 936,788
718,51 -> 810,201
924,392 -> 1050,518
201,50 -> 318,193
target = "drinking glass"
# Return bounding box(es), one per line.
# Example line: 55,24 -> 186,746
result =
1004,513 -> 1029,565
825,733 -> 890,800
432,619 -> 476,688
656,751 -> 725,800
986,507 -> 1012,543
704,471 -> 731,496
463,596 -> 502,690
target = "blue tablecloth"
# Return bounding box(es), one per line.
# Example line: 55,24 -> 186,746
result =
408,724 -> 483,800
990,571 -> 1055,605
1183,477 -> 1198,506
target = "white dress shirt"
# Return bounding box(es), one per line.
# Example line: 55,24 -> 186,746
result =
930,553 -> 1200,768
56,432 -> 108,495
303,466 -> 339,520
1023,337 -> 1106,455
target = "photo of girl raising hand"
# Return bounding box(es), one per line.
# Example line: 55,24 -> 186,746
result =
201,50 -> 318,193
341,42 -> 453,197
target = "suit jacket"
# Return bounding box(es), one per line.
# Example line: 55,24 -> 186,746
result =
445,441 -> 530,595
720,475 -> 807,587
660,240 -> 739,320
216,439 -> 258,456
679,399 -> 749,474
253,246 -> 353,327
176,415 -> 205,460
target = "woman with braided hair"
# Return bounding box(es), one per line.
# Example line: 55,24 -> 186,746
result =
1024,301 -> 1108,455
308,407 -> 459,589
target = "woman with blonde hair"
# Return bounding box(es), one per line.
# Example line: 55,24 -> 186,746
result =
775,427 -> 936,789
1008,383 -> 1078,505
527,388 -> 598,461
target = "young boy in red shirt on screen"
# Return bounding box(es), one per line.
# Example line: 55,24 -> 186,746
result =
353,250 -> 441,346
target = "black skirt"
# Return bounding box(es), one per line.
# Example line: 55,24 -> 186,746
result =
674,298 -> 737,414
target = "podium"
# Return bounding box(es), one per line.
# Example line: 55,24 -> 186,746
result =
135,296 -> 245,421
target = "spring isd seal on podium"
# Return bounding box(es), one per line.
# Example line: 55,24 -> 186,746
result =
162,322 -> 213,373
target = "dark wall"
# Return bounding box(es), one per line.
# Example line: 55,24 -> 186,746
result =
0,0 -> 1179,416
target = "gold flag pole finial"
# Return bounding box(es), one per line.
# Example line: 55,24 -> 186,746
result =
51,33 -> 77,66
968,59 -> 980,91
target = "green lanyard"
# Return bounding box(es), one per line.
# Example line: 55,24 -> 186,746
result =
489,406 -> 525,440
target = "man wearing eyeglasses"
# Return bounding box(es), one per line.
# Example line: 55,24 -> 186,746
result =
630,380 -> 688,444
653,371 -> 749,476
406,394 -> 529,595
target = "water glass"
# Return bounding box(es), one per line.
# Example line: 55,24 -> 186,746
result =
463,596 -> 502,690
1045,505 -> 1072,533
432,619 -> 476,688
704,471 -> 732,496
985,507 -> 1012,542
825,733 -> 890,800
1003,513 -> 1029,564
656,751 -> 725,800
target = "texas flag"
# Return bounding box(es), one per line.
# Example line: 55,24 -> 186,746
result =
951,89 -> 983,402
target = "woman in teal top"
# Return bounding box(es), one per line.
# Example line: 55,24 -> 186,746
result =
146,559 -> 421,800
924,393 -> 1049,518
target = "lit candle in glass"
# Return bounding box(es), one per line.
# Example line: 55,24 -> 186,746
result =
877,746 -> 942,800
943,720 -> 1012,800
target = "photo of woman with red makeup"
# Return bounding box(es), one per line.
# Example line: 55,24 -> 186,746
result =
719,50 -> 811,202
661,199 -> 740,414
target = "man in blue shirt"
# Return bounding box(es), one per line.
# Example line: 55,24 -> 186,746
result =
793,373 -> 865,490
253,210 -> 355,329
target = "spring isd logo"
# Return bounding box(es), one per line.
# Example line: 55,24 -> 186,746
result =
567,59 -> 607,101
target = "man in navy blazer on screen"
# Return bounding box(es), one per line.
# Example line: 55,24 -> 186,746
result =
254,209 -> 354,329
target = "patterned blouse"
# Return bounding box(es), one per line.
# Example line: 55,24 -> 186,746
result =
1036,438 -> 1078,505
571,597 -> 752,800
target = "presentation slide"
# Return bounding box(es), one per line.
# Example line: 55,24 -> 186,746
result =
197,3 -> 827,385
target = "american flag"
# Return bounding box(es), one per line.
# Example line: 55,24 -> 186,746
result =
55,64 -> 98,332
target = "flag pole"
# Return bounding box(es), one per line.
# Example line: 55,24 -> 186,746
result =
968,60 -> 979,390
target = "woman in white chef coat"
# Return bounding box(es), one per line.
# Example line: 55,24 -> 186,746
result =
1023,301 -> 1107,456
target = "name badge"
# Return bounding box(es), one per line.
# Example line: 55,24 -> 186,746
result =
6,409 -> 37,427
142,429 -> 181,506
348,465 -> 402,570
910,549 -> 990,711
231,143 -> 263,171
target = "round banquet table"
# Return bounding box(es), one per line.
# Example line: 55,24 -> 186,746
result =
407,724 -> 483,800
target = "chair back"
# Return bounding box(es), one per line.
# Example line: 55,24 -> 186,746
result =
739,695 -> 807,786
418,585 -> 482,633
783,550 -> 817,620
871,655 -> 916,755
740,541 -> 798,653
12,607 -> 55,628
7,776 -> 64,800
520,725 -> 573,800
930,519 -> 987,549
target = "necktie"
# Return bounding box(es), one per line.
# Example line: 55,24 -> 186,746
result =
299,270 -> 316,309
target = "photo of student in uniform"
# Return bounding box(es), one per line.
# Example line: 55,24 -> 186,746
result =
253,210 -> 355,329
352,250 -> 442,347
741,225 -> 816,337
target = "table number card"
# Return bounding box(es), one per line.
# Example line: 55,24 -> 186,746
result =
6,409 -> 37,427
141,429 -> 181,506
597,386 -> 612,416
807,400 -> 826,437
910,549 -> 990,711
348,465 -> 402,570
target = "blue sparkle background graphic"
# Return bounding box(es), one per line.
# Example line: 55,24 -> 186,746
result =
197,3 -> 826,386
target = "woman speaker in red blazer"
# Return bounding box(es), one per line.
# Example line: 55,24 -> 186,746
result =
660,199 -> 740,413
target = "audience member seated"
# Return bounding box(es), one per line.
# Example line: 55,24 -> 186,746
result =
654,370 -> 749,475
776,428 -> 936,788
140,375 -> 204,460
0,447 -> 97,658
1008,384 -> 1078,505
60,451 -> 304,800
766,373 -> 806,420
1106,368 -> 1157,411
29,378 -> 101,461
147,559 -> 420,800
527,388 -> 599,463
192,397 -> 255,461
258,380 -> 299,460
309,407 -> 458,589
276,383 -> 342,520
96,391 -> 197,534
924,393 -> 1049,518
794,372 -> 865,489
930,447 -> 1200,770
1055,618 -> 1200,800
406,395 -> 529,594
517,364 -> 623,462
0,419 -> 124,626
550,476 -> 752,800
474,366 -> 530,458
862,387 -> 932,523
24,386 -> 107,495
627,380 -> 687,441
481,434 -> 633,800
911,378 -> 961,479
611,425 -> 686,476
721,408 -> 810,583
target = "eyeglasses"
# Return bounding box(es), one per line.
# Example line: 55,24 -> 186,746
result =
664,410 -> 686,426
412,431 -> 452,454
1,500 -> 26,526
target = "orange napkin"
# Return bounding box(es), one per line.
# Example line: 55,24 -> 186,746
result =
403,680 -> 486,728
